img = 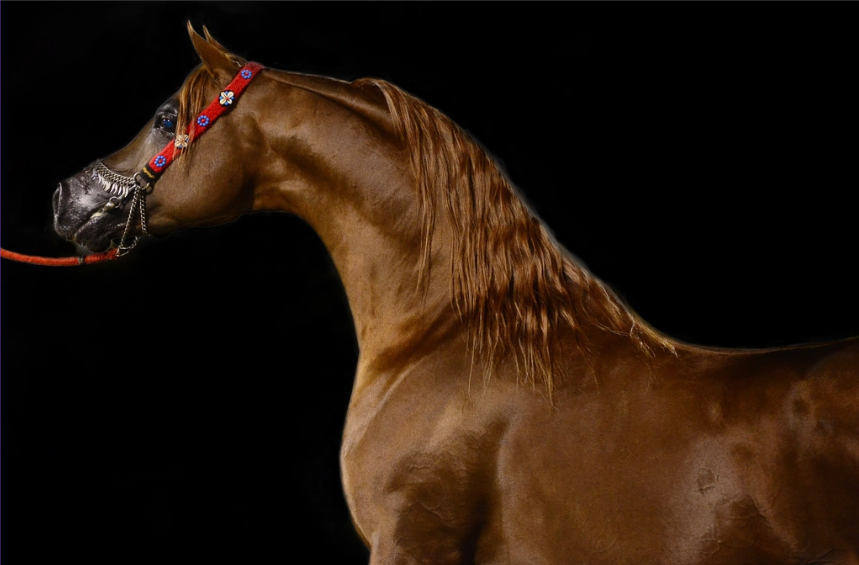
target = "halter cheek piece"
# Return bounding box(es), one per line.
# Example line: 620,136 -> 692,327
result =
90,62 -> 264,257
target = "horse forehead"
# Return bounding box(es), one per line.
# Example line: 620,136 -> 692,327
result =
158,98 -> 179,113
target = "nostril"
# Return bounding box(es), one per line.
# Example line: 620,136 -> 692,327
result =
53,183 -> 63,216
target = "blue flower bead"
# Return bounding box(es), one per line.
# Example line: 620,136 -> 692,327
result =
241,69 -> 253,79
197,115 -> 210,127
154,155 -> 167,168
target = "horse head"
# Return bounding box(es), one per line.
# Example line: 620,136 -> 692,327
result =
53,25 -> 252,252
53,23 -> 398,257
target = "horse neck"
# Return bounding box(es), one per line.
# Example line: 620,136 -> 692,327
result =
252,71 -> 459,373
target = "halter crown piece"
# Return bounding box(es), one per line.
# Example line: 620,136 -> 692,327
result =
1,62 -> 264,266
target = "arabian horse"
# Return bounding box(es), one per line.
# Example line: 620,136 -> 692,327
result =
52,25 -> 858,565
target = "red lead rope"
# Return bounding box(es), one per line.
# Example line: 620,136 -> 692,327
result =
2,62 -> 264,267
1,247 -> 120,266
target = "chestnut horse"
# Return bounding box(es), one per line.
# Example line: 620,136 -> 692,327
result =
52,25 -> 858,565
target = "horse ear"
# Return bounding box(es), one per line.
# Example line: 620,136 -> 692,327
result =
187,21 -> 237,82
202,25 -> 231,54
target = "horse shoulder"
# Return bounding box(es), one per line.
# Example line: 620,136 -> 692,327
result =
482,338 -> 859,564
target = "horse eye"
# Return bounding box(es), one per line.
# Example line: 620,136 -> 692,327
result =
160,117 -> 176,131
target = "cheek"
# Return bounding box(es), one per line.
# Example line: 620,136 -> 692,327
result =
142,124 -> 257,231
145,167 -> 253,231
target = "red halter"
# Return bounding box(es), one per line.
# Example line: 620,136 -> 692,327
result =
1,62 -> 264,267
141,62 -> 264,184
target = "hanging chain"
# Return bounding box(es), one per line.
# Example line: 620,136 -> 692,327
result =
115,182 -> 151,257
115,185 -> 150,257
88,160 -> 151,257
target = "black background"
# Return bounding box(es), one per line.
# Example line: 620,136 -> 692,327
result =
2,3 -> 857,564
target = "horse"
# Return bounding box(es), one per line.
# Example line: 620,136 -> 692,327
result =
51,24 -> 859,565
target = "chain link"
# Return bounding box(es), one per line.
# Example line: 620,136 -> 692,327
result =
115,184 -> 150,257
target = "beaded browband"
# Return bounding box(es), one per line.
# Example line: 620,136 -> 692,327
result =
143,61 -> 264,184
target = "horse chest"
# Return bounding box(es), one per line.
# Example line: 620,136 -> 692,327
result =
340,367 -> 507,560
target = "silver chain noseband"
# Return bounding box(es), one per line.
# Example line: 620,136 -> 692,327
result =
89,160 -> 151,256
91,160 -> 139,200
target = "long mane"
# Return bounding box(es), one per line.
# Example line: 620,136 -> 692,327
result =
359,78 -> 675,396
176,51 -> 674,396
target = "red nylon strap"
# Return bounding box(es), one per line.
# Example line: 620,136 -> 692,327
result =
146,62 -> 264,177
1,247 -> 119,266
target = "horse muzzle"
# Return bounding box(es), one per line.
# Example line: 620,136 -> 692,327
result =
53,173 -> 126,252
